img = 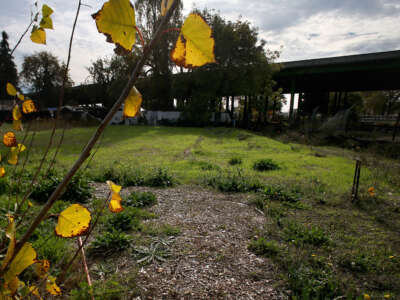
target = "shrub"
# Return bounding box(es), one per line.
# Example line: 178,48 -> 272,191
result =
88,231 -> 131,257
228,157 -> 242,165
125,191 -> 157,208
31,171 -> 92,203
253,158 -> 280,171
248,237 -> 280,257
204,169 -> 263,193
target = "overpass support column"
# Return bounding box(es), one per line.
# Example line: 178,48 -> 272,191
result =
289,80 -> 295,122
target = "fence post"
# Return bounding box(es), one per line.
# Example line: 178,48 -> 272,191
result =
392,113 -> 400,142
351,159 -> 361,202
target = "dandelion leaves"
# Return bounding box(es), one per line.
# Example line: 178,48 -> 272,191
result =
123,86 -> 142,118
161,0 -> 174,16
106,181 -> 124,213
55,204 -> 91,238
30,4 -> 54,44
171,13 -> 216,68
92,0 -> 136,54
6,83 -> 17,96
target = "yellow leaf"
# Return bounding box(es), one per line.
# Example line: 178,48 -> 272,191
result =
0,167 -> 5,178
8,144 -> 26,166
106,180 -> 121,194
12,120 -> 22,131
92,0 -> 136,53
106,181 -> 124,213
3,276 -> 24,295
42,4 -> 54,17
12,105 -> 22,121
6,83 -> 17,96
171,13 -> 216,68
35,260 -> 50,278
161,0 -> 173,16
3,132 -> 17,148
4,242 -> 37,283
29,285 -> 42,299
46,276 -> 61,296
17,93 -> 24,101
40,16 -> 53,30
22,100 -> 37,114
109,193 -> 124,213
30,28 -> 46,45
123,86 -> 142,118
55,204 -> 91,238
1,217 -> 16,272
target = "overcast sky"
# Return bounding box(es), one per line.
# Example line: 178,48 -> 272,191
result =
1,0 -> 400,86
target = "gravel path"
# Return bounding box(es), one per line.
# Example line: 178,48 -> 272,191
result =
93,184 -> 287,299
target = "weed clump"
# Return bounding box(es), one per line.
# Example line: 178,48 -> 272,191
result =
228,156 -> 242,165
248,237 -> 280,257
253,158 -> 280,171
204,169 -> 263,193
105,209 -> 142,232
262,185 -> 300,203
126,191 -> 157,208
284,221 -> 329,246
88,231 -> 131,256
145,168 -> 176,187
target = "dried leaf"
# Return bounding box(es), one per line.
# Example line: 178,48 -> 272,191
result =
55,204 -> 91,238
3,132 -> 17,148
35,260 -> 50,278
22,100 -> 37,114
46,276 -> 61,296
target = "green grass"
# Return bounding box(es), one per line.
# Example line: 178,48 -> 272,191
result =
14,125 -> 395,195
4,124 -> 400,298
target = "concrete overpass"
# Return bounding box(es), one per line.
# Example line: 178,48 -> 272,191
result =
274,50 -> 400,118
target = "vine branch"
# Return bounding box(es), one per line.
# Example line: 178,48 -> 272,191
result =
0,0 -> 181,279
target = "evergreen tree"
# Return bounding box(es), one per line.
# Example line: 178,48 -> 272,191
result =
0,31 -> 18,100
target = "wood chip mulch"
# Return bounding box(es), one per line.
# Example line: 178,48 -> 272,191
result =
93,184 -> 287,300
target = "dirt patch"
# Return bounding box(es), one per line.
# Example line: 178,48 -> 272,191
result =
92,184 -> 286,299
